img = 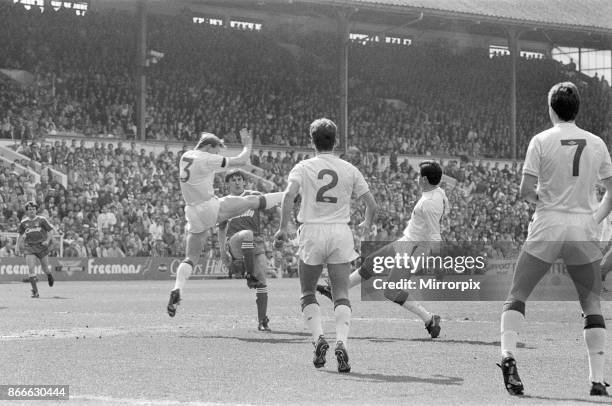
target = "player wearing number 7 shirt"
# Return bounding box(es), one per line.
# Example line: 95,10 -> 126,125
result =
499,82 -> 612,397
167,128 -> 284,317
275,118 -> 377,373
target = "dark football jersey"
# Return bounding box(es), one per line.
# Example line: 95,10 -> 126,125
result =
18,215 -> 53,246
224,190 -> 262,238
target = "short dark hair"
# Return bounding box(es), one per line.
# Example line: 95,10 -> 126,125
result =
548,82 -> 580,121
224,170 -> 244,183
419,161 -> 443,185
310,118 -> 336,152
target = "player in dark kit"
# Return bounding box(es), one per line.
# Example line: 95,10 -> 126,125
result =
218,170 -> 277,331
16,201 -> 55,298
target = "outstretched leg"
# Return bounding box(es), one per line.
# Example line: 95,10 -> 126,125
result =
217,193 -> 284,224
316,241 -> 397,300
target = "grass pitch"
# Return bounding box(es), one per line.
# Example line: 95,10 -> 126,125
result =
1,279 -> 612,405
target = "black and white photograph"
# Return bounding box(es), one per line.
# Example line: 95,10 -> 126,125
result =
0,0 -> 611,404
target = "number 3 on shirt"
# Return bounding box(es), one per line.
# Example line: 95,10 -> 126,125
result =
316,169 -> 338,203
180,157 -> 194,182
560,139 -> 586,176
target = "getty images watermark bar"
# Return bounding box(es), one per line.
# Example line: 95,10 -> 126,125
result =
359,240 -> 611,301
0,385 -> 69,400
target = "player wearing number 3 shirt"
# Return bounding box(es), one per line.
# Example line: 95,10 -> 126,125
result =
499,82 -> 612,397
167,129 -> 284,318
275,118 -> 377,373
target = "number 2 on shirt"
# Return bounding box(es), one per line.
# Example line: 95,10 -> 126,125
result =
316,169 -> 338,203
560,139 -> 586,176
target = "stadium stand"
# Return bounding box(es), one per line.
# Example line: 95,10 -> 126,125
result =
0,3 -> 610,273
2,138 -> 529,272
1,6 -> 610,156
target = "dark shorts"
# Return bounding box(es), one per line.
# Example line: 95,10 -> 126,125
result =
228,234 -> 266,257
23,244 -> 49,259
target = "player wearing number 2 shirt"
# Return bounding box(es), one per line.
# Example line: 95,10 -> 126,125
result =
499,82 -> 612,397
275,118 -> 377,373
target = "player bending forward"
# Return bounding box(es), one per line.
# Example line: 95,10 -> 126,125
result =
275,118 -> 377,373
317,161 -> 446,338
219,170 -> 278,331
16,201 -> 55,298
500,82 -> 612,396
167,129 -> 284,317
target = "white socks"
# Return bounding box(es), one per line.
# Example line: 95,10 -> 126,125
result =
173,261 -> 193,292
303,303 -> 324,342
402,299 -> 432,323
585,328 -> 606,383
334,305 -> 351,346
501,310 -> 524,358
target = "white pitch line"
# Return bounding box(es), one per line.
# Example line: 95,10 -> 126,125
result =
70,395 -> 256,406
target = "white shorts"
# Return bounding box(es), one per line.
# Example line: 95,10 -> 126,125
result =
523,210 -> 601,265
184,197 -> 220,234
392,236 -> 434,274
298,223 -> 358,266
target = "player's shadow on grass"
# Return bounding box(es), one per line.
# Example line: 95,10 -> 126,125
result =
266,330 -> 310,337
408,338 -> 536,350
522,394 -> 609,404
38,296 -> 71,300
322,371 -> 463,386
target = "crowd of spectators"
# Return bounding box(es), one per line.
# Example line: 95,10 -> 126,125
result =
1,3 -> 611,273
0,138 -> 529,271
0,4 -> 610,158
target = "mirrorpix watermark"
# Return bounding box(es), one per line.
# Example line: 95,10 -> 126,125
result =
359,240 -> 487,301
373,276 -> 481,292
359,240 -> 612,301
0,385 -> 69,400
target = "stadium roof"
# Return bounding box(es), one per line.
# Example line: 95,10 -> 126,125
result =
196,0 -> 612,47
295,0 -> 612,33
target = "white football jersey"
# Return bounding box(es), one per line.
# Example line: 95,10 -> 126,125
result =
288,153 -> 369,224
523,122 -> 612,214
179,149 -> 225,206
403,187 -> 448,242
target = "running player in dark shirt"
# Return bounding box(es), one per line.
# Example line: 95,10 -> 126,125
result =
16,201 -> 55,298
219,170 -> 279,331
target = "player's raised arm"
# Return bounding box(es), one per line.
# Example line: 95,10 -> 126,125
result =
226,128 -> 253,168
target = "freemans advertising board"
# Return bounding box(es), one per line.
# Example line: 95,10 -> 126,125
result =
0,257 -> 228,282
